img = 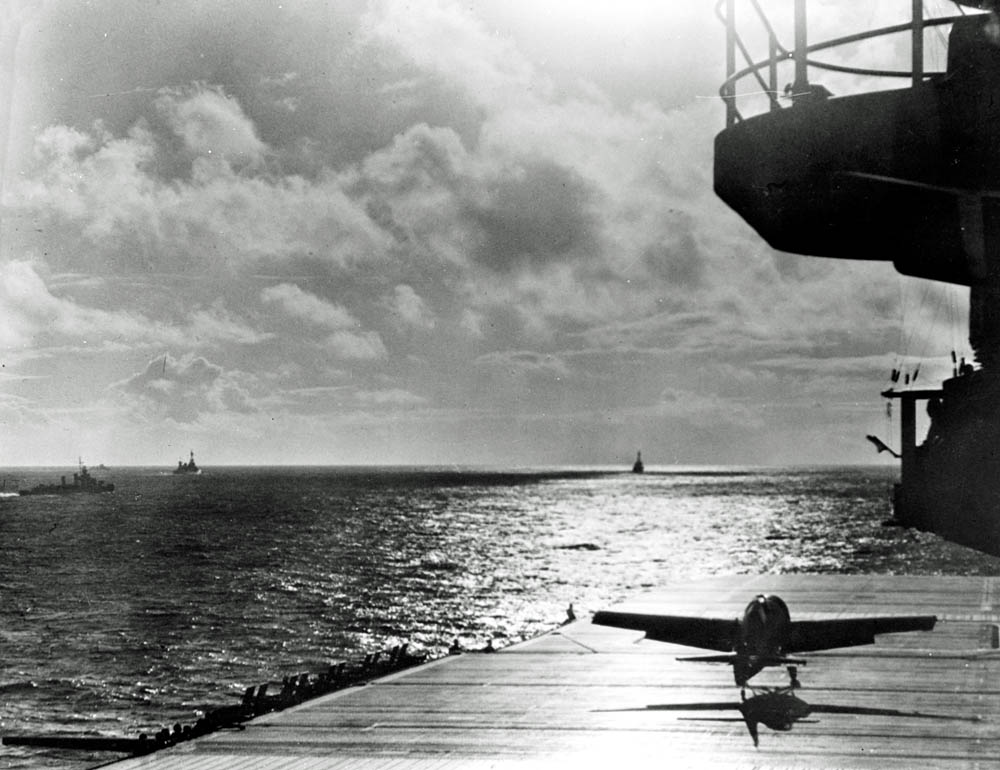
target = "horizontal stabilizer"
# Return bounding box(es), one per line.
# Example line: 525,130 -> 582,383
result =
677,654 -> 807,667
676,653 -> 739,664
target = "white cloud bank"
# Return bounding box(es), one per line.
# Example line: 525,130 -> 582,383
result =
0,0 -> 942,464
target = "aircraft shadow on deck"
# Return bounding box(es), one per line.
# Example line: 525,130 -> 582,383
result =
597,688 -> 981,747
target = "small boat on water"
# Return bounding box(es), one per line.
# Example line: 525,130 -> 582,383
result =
632,451 -> 644,474
20,460 -> 114,496
173,450 -> 201,475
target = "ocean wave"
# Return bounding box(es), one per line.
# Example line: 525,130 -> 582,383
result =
3,465 -> 998,770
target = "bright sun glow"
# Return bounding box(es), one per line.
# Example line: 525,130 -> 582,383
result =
506,0 -> 698,30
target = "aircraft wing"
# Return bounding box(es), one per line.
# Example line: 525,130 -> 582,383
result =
592,611 -> 737,652
787,615 -> 936,653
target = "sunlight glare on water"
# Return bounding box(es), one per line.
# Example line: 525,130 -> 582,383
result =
1,465 -> 997,769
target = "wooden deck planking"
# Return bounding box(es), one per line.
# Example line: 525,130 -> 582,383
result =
98,575 -> 1000,769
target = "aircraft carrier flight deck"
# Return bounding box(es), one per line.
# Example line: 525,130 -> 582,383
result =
84,574 -> 1000,769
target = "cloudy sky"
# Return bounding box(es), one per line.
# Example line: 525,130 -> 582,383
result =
0,0 -> 974,466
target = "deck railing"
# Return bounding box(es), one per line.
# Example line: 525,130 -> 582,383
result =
717,0 -> 975,127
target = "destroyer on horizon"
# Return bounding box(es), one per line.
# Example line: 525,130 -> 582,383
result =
174,450 -> 201,475
19,461 -> 114,496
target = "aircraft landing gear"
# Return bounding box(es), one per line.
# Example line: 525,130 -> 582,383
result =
787,665 -> 800,689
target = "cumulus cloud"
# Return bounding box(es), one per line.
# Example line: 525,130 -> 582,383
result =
261,283 -> 358,330
459,308 -> 485,339
188,307 -> 272,346
0,260 -> 157,350
0,261 -> 272,359
12,21 -> 721,347
261,282 -> 387,360
326,330 -> 387,360
156,85 -> 267,168
358,122 -> 467,197
13,96 -> 392,276
390,284 -> 435,329
114,353 -> 256,422
464,158 -> 599,271
0,0 -> 925,463
358,0 -> 544,112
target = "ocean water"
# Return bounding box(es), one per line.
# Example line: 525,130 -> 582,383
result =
2,465 -> 999,769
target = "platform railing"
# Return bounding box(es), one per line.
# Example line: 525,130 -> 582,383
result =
717,0 -> 975,127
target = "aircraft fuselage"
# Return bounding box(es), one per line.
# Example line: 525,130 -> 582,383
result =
733,594 -> 793,685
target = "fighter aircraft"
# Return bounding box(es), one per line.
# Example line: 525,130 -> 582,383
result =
592,594 -> 936,694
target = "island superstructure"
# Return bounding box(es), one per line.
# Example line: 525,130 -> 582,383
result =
715,1 -> 1000,555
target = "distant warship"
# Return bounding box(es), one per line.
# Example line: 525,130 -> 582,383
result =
173,450 -> 201,475
20,461 -> 114,496
715,3 -> 1000,555
632,452 -> 644,474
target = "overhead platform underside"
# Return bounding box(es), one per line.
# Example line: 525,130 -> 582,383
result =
714,11 -> 1000,288
102,575 -> 1000,769
714,84 -> 1000,287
